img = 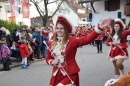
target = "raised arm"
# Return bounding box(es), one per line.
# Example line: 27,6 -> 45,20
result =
72,18 -> 112,47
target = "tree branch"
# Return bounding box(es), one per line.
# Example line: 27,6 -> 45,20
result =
34,3 -> 43,18
48,0 -> 62,4
51,0 -> 64,17
81,3 -> 92,12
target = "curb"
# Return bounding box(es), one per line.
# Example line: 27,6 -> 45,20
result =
0,58 -> 45,71
10,59 -> 45,68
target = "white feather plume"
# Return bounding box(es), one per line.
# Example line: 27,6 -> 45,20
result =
114,18 -> 126,29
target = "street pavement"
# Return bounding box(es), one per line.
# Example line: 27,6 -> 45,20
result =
0,43 -> 130,86
0,57 -> 44,69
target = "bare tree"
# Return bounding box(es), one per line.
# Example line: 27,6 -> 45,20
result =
80,3 -> 92,13
30,0 -> 64,26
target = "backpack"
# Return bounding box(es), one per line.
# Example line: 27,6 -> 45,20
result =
0,44 -> 11,63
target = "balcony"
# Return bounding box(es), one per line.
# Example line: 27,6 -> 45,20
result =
0,0 -> 9,2
78,0 -> 109,3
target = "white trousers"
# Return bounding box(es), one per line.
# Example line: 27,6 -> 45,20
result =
21,57 -> 27,65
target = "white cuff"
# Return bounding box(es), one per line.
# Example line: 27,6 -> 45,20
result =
109,42 -> 112,45
48,59 -> 53,65
95,27 -> 103,34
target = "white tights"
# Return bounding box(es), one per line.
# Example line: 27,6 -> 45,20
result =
21,57 -> 27,65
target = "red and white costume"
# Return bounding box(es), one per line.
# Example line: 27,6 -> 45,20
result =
106,18 -> 130,61
46,27 -> 103,86
106,30 -> 130,61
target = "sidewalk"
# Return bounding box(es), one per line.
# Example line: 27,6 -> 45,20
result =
0,57 -> 45,70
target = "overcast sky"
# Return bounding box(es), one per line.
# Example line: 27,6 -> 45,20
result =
30,1 -> 57,18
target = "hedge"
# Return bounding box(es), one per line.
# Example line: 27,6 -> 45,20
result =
0,19 -> 20,34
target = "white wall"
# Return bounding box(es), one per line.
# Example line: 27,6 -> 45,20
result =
92,0 -> 130,26
0,2 -> 10,20
0,2 -> 31,26
53,3 -> 78,33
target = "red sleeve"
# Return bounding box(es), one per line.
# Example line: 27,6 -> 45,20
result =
43,31 -> 49,36
33,42 -> 37,46
15,44 -> 21,47
106,37 -> 112,46
45,42 -> 54,66
123,30 -> 130,37
72,31 -> 100,48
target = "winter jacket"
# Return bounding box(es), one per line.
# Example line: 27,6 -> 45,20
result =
42,34 -> 48,46
19,44 -> 30,58
0,44 -> 11,60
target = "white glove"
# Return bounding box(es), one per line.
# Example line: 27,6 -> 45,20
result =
104,79 -> 118,86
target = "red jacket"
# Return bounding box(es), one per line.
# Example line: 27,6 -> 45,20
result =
95,34 -> 103,40
46,30 -> 100,75
19,44 -> 30,58
106,30 -> 130,48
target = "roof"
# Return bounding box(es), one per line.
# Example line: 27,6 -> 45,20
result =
65,0 -> 88,17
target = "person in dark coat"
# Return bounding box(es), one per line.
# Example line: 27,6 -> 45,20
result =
42,34 -> 48,58
35,29 -> 42,59
0,27 -> 12,48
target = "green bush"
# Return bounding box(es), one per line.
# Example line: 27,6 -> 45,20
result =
0,19 -> 20,34
23,25 -> 28,29
32,24 -> 40,28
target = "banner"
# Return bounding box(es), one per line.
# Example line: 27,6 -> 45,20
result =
22,0 -> 30,18
8,17 -> 16,23
9,0 -> 19,17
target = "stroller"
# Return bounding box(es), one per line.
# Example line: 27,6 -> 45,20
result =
10,43 -> 21,62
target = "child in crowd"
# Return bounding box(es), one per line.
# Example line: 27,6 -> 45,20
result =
19,38 -> 30,69
0,36 -> 11,71
106,18 -> 130,78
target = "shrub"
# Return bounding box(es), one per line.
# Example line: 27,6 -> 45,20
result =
0,19 -> 20,35
32,24 -> 40,28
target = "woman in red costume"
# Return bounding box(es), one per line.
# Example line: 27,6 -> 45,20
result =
106,18 -> 130,79
46,16 -> 111,86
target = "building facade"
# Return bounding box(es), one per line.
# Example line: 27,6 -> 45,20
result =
53,0 -> 88,32
0,0 -> 31,26
79,0 -> 130,28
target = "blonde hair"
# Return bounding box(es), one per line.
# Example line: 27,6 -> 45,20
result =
51,22 -> 69,50
0,27 -> 10,35
0,38 -> 6,44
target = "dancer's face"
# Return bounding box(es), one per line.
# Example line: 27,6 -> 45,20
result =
114,24 -> 120,32
56,24 -> 65,37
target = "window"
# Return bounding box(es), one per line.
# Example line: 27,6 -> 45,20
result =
124,5 -> 130,16
18,7 -> 22,14
67,10 -> 70,14
19,22 -> 24,26
126,0 -> 130,4
0,6 -> 2,12
5,5 -> 10,12
83,18 -> 86,21
63,10 -> 66,14
105,0 -> 120,11
59,10 -> 62,13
